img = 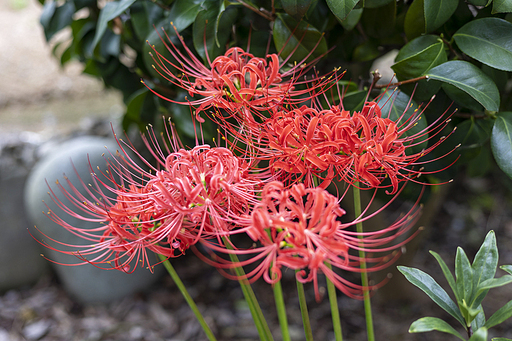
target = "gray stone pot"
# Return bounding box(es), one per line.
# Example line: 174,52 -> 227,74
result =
25,136 -> 161,303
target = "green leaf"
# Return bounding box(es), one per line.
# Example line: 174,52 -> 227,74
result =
404,0 -> 425,40
493,0 -> 512,13
326,0 -> 359,22
273,13 -> 327,63
479,275 -> 512,290
468,327 -> 488,341
409,317 -> 465,340
92,0 -> 137,50
376,90 -> 428,154
282,0 -> 315,19
426,61 -> 500,112
430,251 -> 459,303
492,338 -> 512,341
352,40 -> 379,62
455,247 -> 473,306
130,1 -> 165,41
343,90 -> 367,111
471,307 -> 486,331
491,113 -> 512,179
424,0 -> 458,33
501,265 -> 512,275
193,1 -> 237,62
471,230 -> 498,308
398,266 -> 466,326
392,35 -> 447,80
442,83 -> 483,111
453,18 -> 512,72
169,0 -> 205,32
340,7 -> 363,30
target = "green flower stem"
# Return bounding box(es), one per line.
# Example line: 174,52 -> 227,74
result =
272,279 -> 291,341
223,237 -> 274,341
157,254 -> 217,341
296,273 -> 314,341
353,184 -> 375,341
325,262 -> 343,341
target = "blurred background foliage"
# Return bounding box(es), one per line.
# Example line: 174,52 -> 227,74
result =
38,0 -> 512,189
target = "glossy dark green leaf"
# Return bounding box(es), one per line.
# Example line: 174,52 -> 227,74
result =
491,113 -> 512,179
430,251 -> 459,303
468,327 -> 488,341
455,247 -> 473,305
471,230 -> 498,308
493,0 -> 512,13
404,0 -> 425,40
392,35 -> 446,80
40,1 -> 75,41
342,90 -> 367,111
125,88 -> 149,124
442,84 -> 483,111
273,14 -> 327,63
409,317 -> 465,340
282,0 -> 315,19
169,0 -> 205,32
453,18 -> 512,72
398,266 -> 466,326
424,0 -> 458,33
340,7 -> 362,30
501,265 -> 512,275
326,0 -> 359,22
376,90 -> 428,153
486,299 -> 512,328
193,2 -> 237,62
364,0 -> 394,9
426,61 -> 500,112
92,0 -> 137,50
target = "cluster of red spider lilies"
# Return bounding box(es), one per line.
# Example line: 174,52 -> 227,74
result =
40,27 -> 456,301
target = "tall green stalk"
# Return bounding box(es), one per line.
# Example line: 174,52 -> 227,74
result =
296,272 -> 314,341
222,237 -> 274,341
325,262 -> 343,340
157,254 -> 217,341
273,279 -> 291,341
353,184 -> 375,341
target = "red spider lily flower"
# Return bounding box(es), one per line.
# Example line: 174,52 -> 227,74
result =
143,26 -> 343,122
244,96 -> 457,193
198,181 -> 421,301
35,122 -> 260,272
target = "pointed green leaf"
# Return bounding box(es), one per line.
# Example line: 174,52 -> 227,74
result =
398,266 -> 466,326
479,275 -> 512,291
455,248 -> 473,302
468,327 -> 488,341
453,18 -> 512,72
40,1 -> 75,42
392,35 -> 447,80
430,251 -> 459,303
92,0 -> 137,50
326,0 -> 359,22
424,0 -> 458,33
376,90 -> 428,154
471,307 -> 486,331
409,317 -> 465,340
426,61 -> 500,112
493,0 -> 512,13
471,230 -> 498,309
491,113 -> 512,179
273,14 -> 327,63
500,265 -> 512,275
